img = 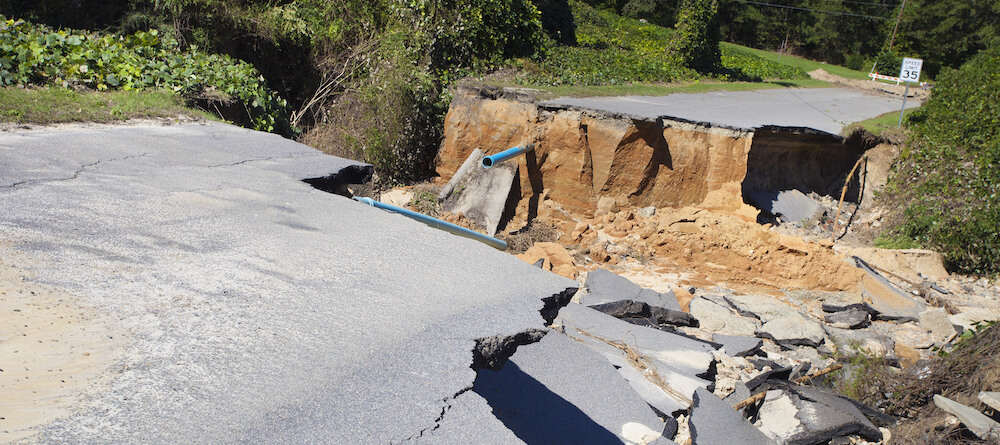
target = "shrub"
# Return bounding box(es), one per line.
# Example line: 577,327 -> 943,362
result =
719,45 -> 808,81
516,0 -> 695,85
0,16 -> 289,133
880,44 -> 1000,275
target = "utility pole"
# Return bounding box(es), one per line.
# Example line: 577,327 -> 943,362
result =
888,0 -> 907,51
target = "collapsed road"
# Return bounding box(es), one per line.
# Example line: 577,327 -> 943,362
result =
543,87 -> 919,135
0,121 -> 582,443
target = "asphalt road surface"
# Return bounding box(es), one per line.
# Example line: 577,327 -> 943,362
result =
544,87 -> 920,135
0,121 -> 576,443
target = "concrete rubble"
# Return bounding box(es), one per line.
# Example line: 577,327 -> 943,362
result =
747,189 -> 822,224
933,394 -> 1000,441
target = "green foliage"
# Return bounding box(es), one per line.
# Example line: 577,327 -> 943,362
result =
872,50 -> 901,76
719,45 -> 808,81
881,44 -> 1000,275
674,0 -> 720,71
517,1 -> 694,85
532,0 -> 578,45
0,16 -> 289,133
829,345 -> 894,406
894,0 -> 1000,78
843,53 -> 866,71
0,86 -> 212,124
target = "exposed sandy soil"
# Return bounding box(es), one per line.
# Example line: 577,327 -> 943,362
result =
567,206 -> 866,296
808,69 -> 930,101
0,244 -> 121,442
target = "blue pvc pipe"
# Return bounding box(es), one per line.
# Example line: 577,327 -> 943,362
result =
353,197 -> 508,250
481,144 -> 533,169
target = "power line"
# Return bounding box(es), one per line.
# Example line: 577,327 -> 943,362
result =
808,0 -> 899,8
732,0 -> 897,20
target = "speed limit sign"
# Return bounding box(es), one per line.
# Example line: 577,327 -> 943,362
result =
899,57 -> 923,83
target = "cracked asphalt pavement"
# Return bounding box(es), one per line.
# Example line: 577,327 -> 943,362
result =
0,122 -> 576,443
543,87 -> 920,135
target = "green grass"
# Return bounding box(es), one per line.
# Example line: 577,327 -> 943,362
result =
720,42 -> 872,80
842,107 -> 919,137
0,87 -> 214,124
498,77 -> 829,99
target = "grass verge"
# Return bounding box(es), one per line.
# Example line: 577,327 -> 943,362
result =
498,78 -> 829,100
842,107 -> 918,138
720,42 -> 872,80
0,87 -> 214,125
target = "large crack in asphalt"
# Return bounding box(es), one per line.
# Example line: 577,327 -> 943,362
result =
0,153 -> 150,190
394,285 -> 578,443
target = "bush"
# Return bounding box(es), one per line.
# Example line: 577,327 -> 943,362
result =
872,50 -> 902,76
880,44 -> 1000,275
0,16 -> 289,133
720,45 -> 809,81
516,0 -> 695,85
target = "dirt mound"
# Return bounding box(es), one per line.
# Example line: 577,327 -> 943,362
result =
809,69 -> 930,101
573,206 -> 865,294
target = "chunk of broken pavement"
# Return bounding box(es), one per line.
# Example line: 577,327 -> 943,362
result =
893,323 -> 935,350
689,297 -> 760,337
747,189 -> 821,224
855,256 -> 924,322
583,268 -> 642,304
755,385 -> 883,445
712,334 -> 762,357
979,391 -> 1000,412
919,308 -> 960,345
690,387 -> 776,445
824,308 -> 870,329
756,312 -> 826,347
589,300 -> 698,328
933,394 -> 1000,441
474,332 -> 671,444
556,303 -> 716,414
582,268 -> 681,311
724,294 -> 796,323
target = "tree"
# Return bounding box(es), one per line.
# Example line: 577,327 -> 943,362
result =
674,0 -> 721,71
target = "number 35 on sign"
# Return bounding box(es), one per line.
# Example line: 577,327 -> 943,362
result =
899,57 -> 923,83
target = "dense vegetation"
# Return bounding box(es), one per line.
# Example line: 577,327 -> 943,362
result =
0,16 -> 288,132
878,44 -> 1000,275
4,0 -> 811,184
716,0 -> 1000,79
577,0 -> 998,79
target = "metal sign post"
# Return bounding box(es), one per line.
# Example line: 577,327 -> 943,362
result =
898,57 -> 923,128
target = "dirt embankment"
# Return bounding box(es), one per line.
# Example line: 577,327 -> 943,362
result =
434,85 -> 878,295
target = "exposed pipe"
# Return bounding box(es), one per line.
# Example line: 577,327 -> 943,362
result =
481,144 -> 534,169
353,197 -> 508,250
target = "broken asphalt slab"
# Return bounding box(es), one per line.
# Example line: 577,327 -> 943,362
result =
747,190 -> 821,224
543,88 -> 920,135
473,332 -> 675,444
582,268 -> 682,311
755,383 -> 884,444
0,122 -> 578,443
854,256 -> 925,322
934,394 -> 1000,441
557,303 -> 716,414
690,387 -> 776,445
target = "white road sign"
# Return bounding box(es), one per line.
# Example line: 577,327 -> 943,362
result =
900,57 -> 923,83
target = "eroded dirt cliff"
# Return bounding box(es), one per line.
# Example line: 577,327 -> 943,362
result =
437,85 -> 869,225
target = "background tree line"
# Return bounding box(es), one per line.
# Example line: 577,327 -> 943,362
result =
577,0 -> 998,78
